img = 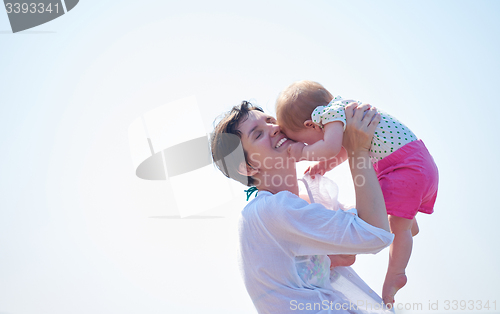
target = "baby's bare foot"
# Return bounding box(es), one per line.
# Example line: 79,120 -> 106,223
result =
328,255 -> 356,269
382,273 -> 407,305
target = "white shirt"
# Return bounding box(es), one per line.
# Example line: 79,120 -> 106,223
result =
239,190 -> 394,314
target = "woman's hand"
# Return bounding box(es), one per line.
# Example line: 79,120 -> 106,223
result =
342,102 -> 389,233
342,103 -> 380,156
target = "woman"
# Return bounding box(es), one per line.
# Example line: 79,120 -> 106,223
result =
210,101 -> 393,313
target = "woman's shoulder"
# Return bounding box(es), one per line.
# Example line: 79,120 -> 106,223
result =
244,190 -> 299,208
242,190 -> 307,218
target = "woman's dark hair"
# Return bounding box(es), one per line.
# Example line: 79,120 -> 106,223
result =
210,101 -> 263,186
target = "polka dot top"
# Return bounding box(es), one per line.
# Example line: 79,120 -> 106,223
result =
311,96 -> 417,162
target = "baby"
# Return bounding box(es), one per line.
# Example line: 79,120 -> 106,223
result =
276,80 -> 439,305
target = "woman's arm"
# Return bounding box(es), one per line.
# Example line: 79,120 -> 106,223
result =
343,103 -> 390,233
299,191 -> 357,268
329,146 -> 348,167
269,191 -> 393,256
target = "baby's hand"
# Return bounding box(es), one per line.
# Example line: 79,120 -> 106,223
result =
287,141 -> 306,162
305,161 -> 329,179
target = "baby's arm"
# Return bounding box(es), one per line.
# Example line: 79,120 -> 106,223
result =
306,147 -> 347,178
301,121 -> 344,161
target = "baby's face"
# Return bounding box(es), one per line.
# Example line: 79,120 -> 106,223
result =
281,127 -> 323,145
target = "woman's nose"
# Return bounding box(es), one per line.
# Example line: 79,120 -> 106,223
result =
269,123 -> 280,137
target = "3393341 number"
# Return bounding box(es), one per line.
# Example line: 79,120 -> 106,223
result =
443,300 -> 497,311
5,2 -> 59,14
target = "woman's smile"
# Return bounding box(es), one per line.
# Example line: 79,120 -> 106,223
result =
275,137 -> 288,149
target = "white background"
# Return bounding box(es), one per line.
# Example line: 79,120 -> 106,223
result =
1,1 -> 499,313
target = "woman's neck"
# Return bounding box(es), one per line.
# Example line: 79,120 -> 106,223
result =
255,169 -> 299,195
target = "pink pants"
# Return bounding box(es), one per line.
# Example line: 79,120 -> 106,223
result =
373,140 -> 439,220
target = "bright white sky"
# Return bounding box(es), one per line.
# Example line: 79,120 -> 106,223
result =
1,1 -> 499,313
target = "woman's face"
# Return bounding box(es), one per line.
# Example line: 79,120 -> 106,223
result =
237,110 -> 298,172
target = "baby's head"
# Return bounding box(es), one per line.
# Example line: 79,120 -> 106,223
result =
276,80 -> 333,144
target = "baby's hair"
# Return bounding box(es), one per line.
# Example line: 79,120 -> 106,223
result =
276,80 -> 333,131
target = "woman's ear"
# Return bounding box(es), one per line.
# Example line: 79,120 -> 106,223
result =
237,162 -> 259,177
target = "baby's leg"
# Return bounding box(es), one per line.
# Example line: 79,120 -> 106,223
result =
382,215 -> 413,306
328,254 -> 356,268
411,216 -> 419,237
